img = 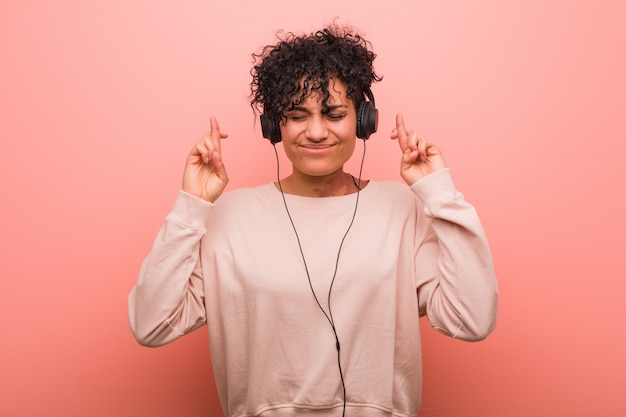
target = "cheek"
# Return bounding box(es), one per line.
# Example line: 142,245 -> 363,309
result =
343,138 -> 357,160
340,121 -> 356,139
282,144 -> 298,163
343,113 -> 358,137
279,122 -> 302,144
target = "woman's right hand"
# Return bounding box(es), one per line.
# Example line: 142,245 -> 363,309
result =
182,116 -> 229,202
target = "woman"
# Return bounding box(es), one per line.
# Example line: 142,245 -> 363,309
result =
129,25 -> 498,417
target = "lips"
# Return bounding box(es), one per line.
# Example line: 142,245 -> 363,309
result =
299,144 -> 335,155
300,144 -> 334,148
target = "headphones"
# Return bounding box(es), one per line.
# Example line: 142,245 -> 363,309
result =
260,88 -> 378,144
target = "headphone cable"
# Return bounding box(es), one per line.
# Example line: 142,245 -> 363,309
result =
273,139 -> 367,417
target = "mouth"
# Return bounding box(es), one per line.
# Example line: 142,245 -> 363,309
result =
299,144 -> 335,153
299,143 -> 335,151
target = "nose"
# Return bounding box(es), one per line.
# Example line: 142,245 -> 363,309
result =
305,115 -> 328,142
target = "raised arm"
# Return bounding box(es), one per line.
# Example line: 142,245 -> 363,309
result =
128,117 -> 228,346
411,170 -> 498,341
391,113 -> 498,341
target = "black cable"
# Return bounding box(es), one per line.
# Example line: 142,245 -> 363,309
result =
273,139 -> 367,417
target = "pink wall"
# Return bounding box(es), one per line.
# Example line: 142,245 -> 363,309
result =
1,1 -> 625,416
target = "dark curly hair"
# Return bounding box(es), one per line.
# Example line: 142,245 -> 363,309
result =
250,25 -> 382,121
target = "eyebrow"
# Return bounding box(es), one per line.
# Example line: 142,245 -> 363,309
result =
287,104 -> 348,113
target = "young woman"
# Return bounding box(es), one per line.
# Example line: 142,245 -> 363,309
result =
129,25 -> 498,417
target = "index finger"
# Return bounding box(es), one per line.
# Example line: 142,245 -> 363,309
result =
394,113 -> 409,152
207,116 -> 228,152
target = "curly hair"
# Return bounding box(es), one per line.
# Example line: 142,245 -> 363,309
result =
250,25 -> 382,121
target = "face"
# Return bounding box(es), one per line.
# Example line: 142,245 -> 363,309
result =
279,78 -> 358,179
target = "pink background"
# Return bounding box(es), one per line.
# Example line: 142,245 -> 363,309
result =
1,1 -> 625,416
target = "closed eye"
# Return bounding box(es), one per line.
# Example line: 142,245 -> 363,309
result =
327,113 -> 347,121
286,113 -> 308,121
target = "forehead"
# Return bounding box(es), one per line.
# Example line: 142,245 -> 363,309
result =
295,77 -> 351,106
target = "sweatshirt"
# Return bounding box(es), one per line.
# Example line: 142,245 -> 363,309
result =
128,168 -> 498,417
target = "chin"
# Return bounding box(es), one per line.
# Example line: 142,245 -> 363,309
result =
296,164 -> 344,178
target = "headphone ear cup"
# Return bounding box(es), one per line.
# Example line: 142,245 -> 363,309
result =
260,114 -> 281,144
356,100 -> 378,140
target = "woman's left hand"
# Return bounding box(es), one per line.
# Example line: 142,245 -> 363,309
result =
390,113 -> 447,185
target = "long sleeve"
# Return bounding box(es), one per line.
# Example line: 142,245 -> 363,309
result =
128,191 -> 213,347
411,169 -> 498,341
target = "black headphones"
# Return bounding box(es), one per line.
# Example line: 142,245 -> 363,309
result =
260,88 -> 378,144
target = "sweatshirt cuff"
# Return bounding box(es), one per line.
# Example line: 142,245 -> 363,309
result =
165,190 -> 215,230
409,169 -> 463,217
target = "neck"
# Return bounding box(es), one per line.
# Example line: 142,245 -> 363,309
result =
279,170 -> 359,197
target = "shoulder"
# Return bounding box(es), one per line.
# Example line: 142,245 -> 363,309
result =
372,180 -> 410,193
368,180 -> 418,203
213,182 -> 277,211
202,183 -> 278,231
359,180 -> 421,217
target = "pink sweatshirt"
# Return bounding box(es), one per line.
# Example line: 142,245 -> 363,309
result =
128,169 -> 498,417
